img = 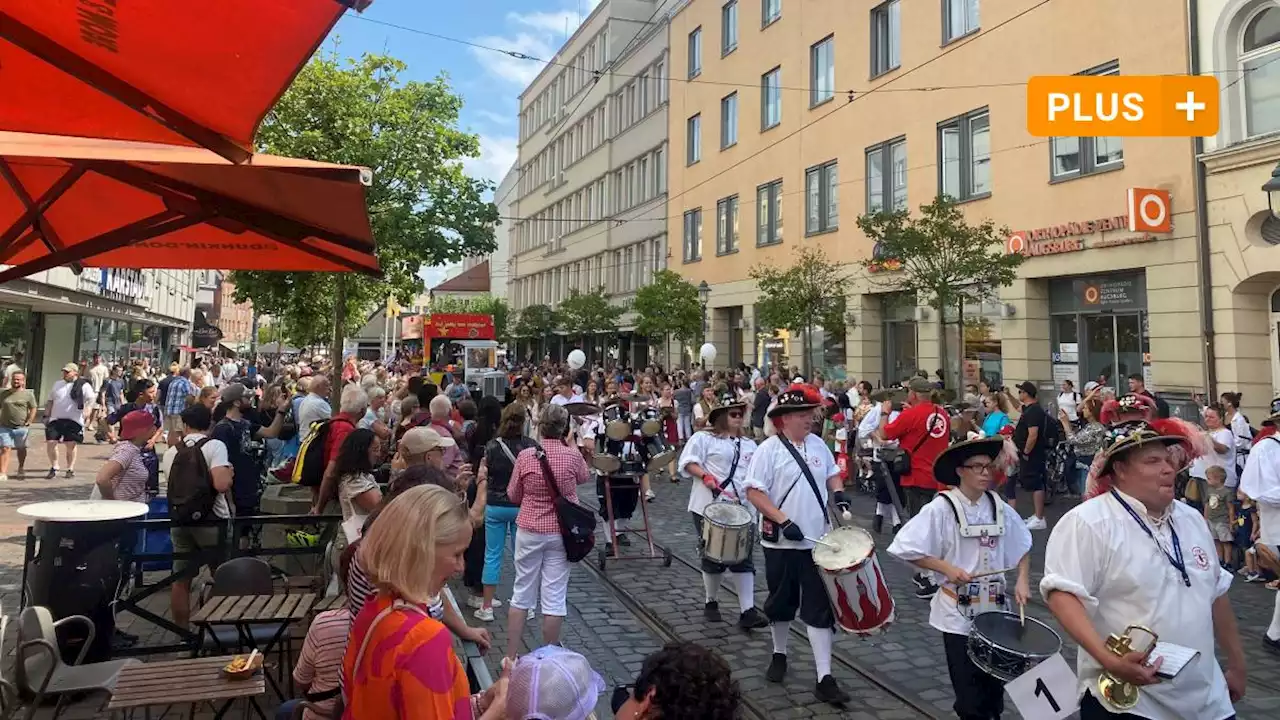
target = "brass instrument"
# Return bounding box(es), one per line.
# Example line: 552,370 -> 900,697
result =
1097,625 -> 1158,711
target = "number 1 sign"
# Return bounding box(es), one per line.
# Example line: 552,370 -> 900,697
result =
1004,653 -> 1079,720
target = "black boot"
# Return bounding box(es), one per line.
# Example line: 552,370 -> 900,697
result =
738,607 -> 769,630
872,515 -> 884,534
815,675 -> 850,705
704,601 -> 722,623
765,653 -> 787,683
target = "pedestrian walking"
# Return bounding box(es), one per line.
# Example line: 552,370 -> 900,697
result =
0,370 -> 37,481
43,362 -> 95,478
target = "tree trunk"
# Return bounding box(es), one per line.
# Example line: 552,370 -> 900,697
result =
955,300 -> 966,394
803,320 -> 813,378
934,299 -> 948,400
329,275 -> 347,407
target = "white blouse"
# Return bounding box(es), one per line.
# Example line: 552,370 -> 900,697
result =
681,431 -> 756,516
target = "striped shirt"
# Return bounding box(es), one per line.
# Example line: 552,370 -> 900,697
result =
293,609 -> 350,720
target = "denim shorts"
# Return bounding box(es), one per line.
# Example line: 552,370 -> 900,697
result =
0,425 -> 28,449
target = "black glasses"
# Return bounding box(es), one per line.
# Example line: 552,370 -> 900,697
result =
961,462 -> 993,474
611,685 -> 635,713
727,411 -> 743,419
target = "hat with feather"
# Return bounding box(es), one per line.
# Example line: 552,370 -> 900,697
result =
1083,393 -> 1209,499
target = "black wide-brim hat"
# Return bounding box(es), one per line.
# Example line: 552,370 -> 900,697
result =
707,389 -> 748,422
933,437 -> 1006,486
767,384 -> 820,418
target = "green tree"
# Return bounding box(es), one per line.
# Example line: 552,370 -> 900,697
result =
229,52 -> 497,389
857,196 -> 1023,389
426,293 -> 511,344
510,304 -> 558,359
556,288 -> 624,353
749,247 -> 851,376
633,270 -> 702,367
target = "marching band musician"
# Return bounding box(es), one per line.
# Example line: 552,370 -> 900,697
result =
1042,393 -> 1245,719
680,386 -> 769,629
860,387 -> 902,535
887,436 -> 1032,720
744,384 -> 851,706
587,396 -> 640,553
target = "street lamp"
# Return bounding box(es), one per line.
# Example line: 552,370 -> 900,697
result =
1264,161 -> 1280,218
697,281 -> 710,333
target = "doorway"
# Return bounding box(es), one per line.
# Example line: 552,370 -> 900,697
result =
883,320 -> 917,384
1066,312 -> 1146,389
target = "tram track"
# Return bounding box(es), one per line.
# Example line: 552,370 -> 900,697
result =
579,499 -> 942,719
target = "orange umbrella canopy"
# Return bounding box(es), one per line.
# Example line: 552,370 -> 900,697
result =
0,132 -> 378,283
0,0 -> 370,162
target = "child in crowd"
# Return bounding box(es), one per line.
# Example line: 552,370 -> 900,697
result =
1204,466 -> 1235,569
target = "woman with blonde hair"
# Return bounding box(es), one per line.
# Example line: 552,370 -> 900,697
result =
343,484 -> 507,718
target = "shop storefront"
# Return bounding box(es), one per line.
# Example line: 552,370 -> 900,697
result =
1048,272 -> 1150,391
880,293 -> 917,384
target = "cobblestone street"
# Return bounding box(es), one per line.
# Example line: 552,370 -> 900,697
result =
3,435 -> 1280,718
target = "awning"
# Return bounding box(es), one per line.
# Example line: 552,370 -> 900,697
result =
0,131 -> 378,283
0,1 -> 372,163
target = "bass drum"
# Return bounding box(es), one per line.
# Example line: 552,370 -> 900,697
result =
641,435 -> 677,473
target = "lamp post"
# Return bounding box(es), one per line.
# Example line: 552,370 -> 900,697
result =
1264,161 -> 1280,218
698,280 -> 711,369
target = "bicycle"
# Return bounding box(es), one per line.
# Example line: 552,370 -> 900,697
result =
1044,440 -> 1075,506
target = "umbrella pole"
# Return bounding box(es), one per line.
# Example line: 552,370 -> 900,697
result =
329,274 -> 347,406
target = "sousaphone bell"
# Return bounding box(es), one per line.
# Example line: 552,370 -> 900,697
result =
1097,624 -> 1158,712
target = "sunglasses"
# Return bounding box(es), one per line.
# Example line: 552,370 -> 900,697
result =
727,411 -> 743,419
611,685 -> 635,713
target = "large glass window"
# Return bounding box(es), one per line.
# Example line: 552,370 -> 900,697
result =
717,195 -> 740,255
0,306 -> 31,371
1051,61 -> 1123,180
810,36 -> 835,106
1243,6 -> 1280,138
866,137 -> 907,213
805,160 -> 838,235
943,0 -> 979,43
761,67 -> 782,129
688,27 -> 702,78
938,108 -> 990,201
871,1 -> 900,77
757,179 -> 783,246
721,92 -> 738,148
722,1 -> 738,55
683,208 -> 703,262
762,0 -> 781,27
687,114 -> 701,165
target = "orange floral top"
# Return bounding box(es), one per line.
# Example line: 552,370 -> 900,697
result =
341,593 -> 473,719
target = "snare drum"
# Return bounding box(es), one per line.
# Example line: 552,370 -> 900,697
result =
700,502 -> 754,566
966,611 -> 1062,682
812,527 -> 895,636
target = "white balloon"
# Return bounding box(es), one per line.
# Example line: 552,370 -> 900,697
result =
699,343 -> 717,363
567,349 -> 586,369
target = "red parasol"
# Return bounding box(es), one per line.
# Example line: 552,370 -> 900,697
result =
0,0 -> 372,163
0,131 -> 378,283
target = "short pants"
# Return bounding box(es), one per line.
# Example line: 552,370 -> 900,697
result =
45,418 -> 84,443
0,425 -> 28,449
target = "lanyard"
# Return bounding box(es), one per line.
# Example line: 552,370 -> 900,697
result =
1110,490 -> 1191,588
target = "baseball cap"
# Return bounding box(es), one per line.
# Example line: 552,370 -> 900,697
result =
906,377 -> 933,394
61,362 -> 78,373
507,646 -> 604,720
120,410 -> 155,440
1083,381 -> 1100,392
400,427 -> 455,456
1016,381 -> 1038,398
220,383 -> 249,404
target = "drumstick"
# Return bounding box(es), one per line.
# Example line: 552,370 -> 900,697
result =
969,566 -> 1015,579
805,536 -> 841,550
1019,601 -> 1026,628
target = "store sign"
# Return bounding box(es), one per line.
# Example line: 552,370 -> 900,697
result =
763,339 -> 785,351
423,313 -> 496,341
99,268 -> 148,303
1005,188 -> 1173,257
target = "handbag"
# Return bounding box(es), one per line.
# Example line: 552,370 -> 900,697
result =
534,442 -> 597,563
892,408 -> 941,476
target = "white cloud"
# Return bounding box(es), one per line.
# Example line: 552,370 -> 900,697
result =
474,109 -> 516,126
463,133 -> 518,187
468,1 -> 603,87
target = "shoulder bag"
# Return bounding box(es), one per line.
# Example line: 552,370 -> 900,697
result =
534,442 -> 597,562
891,407 -> 941,476
761,439 -> 828,542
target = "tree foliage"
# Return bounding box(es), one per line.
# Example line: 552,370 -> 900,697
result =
556,288 -> 624,343
229,52 -> 498,348
633,270 -> 703,347
427,294 -> 511,344
856,196 -> 1023,385
749,247 -> 851,375
510,304 -> 558,340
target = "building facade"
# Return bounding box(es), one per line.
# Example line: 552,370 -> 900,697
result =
1196,0 -> 1280,420
0,267 -> 197,400
668,0 -> 1203,399
212,276 -> 254,347
508,0 -> 676,365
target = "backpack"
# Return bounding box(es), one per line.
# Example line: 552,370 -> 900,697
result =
291,417 -> 353,488
1040,406 -> 1062,449
70,378 -> 91,410
167,438 -> 218,525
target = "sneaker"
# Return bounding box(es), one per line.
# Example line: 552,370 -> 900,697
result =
64,469 -> 74,479
738,607 -> 769,630
466,595 -> 484,609
1024,516 -> 1048,531
473,606 -> 495,622
765,653 -> 787,683
704,601 -> 722,623
1245,572 -> 1264,583
915,579 -> 939,600
617,534 -> 631,547
1238,567 -> 1251,577
527,608 -> 536,620
0,473 -> 7,483
45,468 -> 56,479
645,489 -> 656,502
814,675 -> 850,706
1264,633 -> 1280,655
872,515 -> 883,534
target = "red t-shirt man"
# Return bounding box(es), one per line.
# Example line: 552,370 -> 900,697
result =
323,412 -> 359,466
882,395 -> 951,491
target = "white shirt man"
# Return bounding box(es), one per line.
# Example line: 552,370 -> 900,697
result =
161,432 -> 233,519
1240,420 -> 1280,653
297,391 -> 333,432
47,374 -> 94,426
88,358 -> 110,394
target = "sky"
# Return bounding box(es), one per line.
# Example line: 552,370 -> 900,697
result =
332,0 -> 603,288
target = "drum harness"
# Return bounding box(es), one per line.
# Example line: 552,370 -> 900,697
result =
710,435 -> 744,502
938,489 -> 1008,618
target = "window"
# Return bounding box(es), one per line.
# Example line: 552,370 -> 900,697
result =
762,0 -> 781,27
943,0 -> 979,43
683,209 -> 703,262
1050,61 -> 1124,180
762,67 -> 782,129
722,1 -> 738,55
805,160 -> 839,234
717,195 -> 740,254
721,92 -> 739,148
810,37 -> 834,106
688,27 -> 702,78
938,108 -> 990,201
871,1 -> 900,77
1242,6 -> 1280,138
866,138 -> 907,213
687,114 -> 701,165
757,179 -> 783,246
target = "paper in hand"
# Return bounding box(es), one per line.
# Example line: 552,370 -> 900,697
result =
1148,642 -> 1200,680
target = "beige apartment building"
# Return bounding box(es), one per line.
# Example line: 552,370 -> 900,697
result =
667,0 -> 1206,398
508,0 -> 677,365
